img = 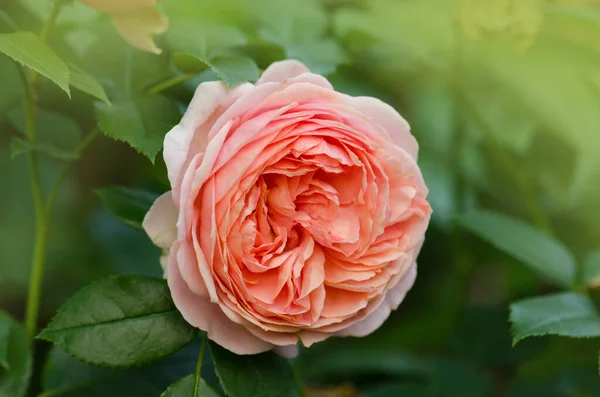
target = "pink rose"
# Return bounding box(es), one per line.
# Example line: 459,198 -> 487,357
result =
143,60 -> 431,355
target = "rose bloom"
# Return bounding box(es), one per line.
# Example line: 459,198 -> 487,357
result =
143,60 -> 431,355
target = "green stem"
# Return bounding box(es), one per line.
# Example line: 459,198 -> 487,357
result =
23,0 -> 67,341
148,72 -> 198,95
194,335 -> 208,396
24,112 -> 47,341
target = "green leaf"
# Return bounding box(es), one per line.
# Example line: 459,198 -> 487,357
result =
459,210 -> 576,287
8,107 -> 81,152
284,40 -> 347,76
95,187 -> 157,230
42,338 -> 222,397
210,342 -> 298,397
510,292 -> 600,344
68,61 -> 110,104
173,54 -> 259,88
166,22 -> 247,59
161,374 -> 221,397
0,311 -> 31,397
582,249 -> 600,288
0,318 -> 9,370
38,275 -> 198,367
0,32 -> 70,95
95,96 -> 181,163
10,138 -> 79,161
296,347 -> 433,382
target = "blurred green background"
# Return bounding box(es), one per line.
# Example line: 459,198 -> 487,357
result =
1,0 -> 600,395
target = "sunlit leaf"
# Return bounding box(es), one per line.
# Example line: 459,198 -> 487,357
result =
0,32 -> 70,95
68,61 -> 110,104
173,54 -> 259,88
95,96 -> 181,163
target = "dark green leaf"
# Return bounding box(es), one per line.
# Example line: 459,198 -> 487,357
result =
362,383 -> 427,397
161,374 -> 221,397
173,54 -> 259,88
95,96 -> 181,163
210,342 -> 298,397
0,311 -> 31,397
451,307 -> 544,367
296,347 -> 433,383
0,318 -> 9,370
360,360 -> 493,397
68,61 -> 110,104
42,338 -> 221,397
459,210 -> 576,287
10,138 -> 79,160
95,187 -> 157,230
38,275 -> 198,367
582,249 -> 600,288
510,292 -> 600,344
0,32 -> 70,95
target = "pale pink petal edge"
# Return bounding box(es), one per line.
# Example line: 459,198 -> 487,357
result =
167,244 -> 274,355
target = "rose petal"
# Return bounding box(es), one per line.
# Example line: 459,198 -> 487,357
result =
345,96 -> 418,160
164,82 -> 253,202
256,59 -> 311,85
142,191 -> 177,249
335,263 -> 417,338
168,243 -> 273,354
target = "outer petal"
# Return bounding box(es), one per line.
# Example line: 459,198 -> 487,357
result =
142,191 -> 178,249
164,82 -> 253,201
167,243 -> 273,354
335,263 -> 417,338
256,59 -> 311,85
345,96 -> 418,160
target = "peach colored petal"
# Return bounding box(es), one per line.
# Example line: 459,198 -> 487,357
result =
142,191 -> 177,250
147,59 -> 431,354
344,95 -> 418,160
256,59 -> 311,85
164,82 -> 253,202
336,263 -> 417,338
167,243 -> 273,354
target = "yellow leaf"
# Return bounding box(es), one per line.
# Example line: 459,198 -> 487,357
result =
111,6 -> 168,54
79,0 -> 160,14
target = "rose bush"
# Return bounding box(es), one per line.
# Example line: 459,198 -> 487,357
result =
143,60 -> 431,355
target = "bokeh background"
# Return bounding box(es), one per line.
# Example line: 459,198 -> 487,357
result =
1,0 -> 600,395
